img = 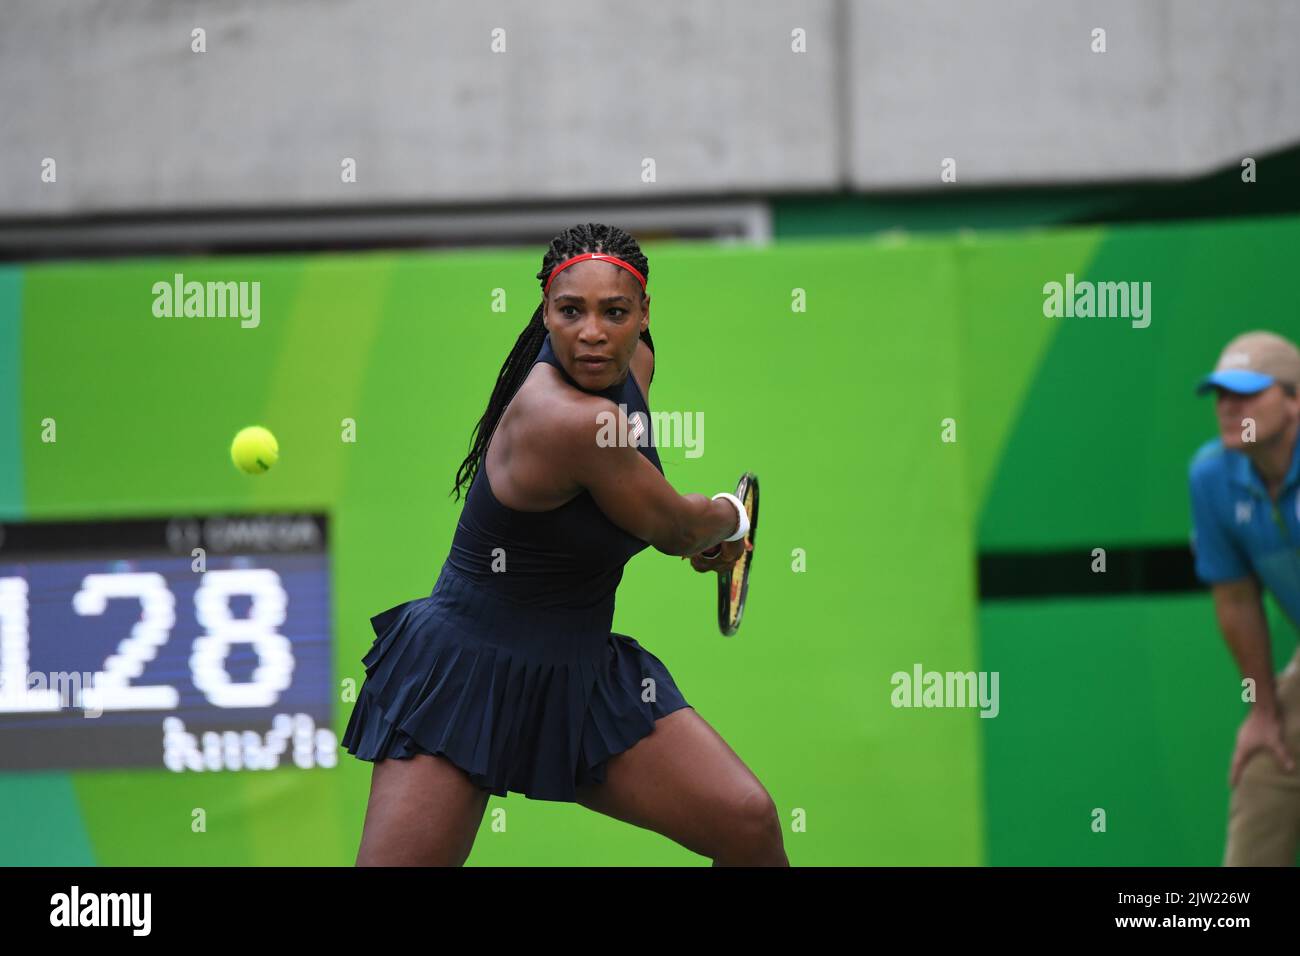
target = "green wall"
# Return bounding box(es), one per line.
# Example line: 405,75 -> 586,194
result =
3,217 -> 1298,864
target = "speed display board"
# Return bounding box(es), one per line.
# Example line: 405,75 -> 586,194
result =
0,514 -> 334,772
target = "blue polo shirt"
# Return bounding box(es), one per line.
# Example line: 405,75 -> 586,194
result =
1189,435 -> 1300,626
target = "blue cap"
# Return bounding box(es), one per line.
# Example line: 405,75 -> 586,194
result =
1195,369 -> 1275,396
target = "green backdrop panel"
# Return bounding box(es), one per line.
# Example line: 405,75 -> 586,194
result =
5,216 -> 1299,864
7,240 -> 984,865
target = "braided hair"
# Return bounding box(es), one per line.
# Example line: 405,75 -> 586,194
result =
450,223 -> 653,501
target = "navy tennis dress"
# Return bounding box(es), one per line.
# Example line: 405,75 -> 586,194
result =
341,332 -> 690,802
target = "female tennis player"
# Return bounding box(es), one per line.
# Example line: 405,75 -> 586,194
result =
341,223 -> 787,866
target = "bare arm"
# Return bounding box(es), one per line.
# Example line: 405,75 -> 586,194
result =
558,398 -> 738,556
1212,577 -> 1281,716
1212,576 -> 1297,785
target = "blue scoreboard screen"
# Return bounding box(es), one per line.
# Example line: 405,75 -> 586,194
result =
0,514 -> 334,772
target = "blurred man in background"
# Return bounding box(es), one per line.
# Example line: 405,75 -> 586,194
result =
1189,331 -> 1300,865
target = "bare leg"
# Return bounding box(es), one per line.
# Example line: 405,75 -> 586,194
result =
574,707 -> 788,866
355,753 -> 492,866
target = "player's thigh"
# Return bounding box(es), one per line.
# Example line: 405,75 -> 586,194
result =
356,752 -> 492,866
574,706 -> 780,857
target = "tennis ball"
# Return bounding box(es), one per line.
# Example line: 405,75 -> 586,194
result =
231,426 -> 279,475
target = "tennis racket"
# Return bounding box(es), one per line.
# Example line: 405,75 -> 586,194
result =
717,471 -> 758,636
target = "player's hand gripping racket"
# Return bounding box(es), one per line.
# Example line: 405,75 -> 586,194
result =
715,472 -> 758,636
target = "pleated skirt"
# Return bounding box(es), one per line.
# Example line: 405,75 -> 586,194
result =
340,560 -> 690,802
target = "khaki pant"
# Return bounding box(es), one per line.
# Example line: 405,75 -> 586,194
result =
1224,648 -> 1300,866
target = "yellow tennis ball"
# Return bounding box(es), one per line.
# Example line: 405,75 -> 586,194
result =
231,426 -> 279,475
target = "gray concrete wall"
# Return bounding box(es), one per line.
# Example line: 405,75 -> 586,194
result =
1,0 -> 1296,217
848,0 -> 1300,187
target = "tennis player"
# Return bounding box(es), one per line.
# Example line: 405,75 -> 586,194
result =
1189,330 -> 1300,866
342,223 -> 788,867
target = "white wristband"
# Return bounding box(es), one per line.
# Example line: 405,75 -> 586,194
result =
712,492 -> 750,542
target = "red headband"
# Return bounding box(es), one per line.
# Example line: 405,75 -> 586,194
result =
543,253 -> 646,295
